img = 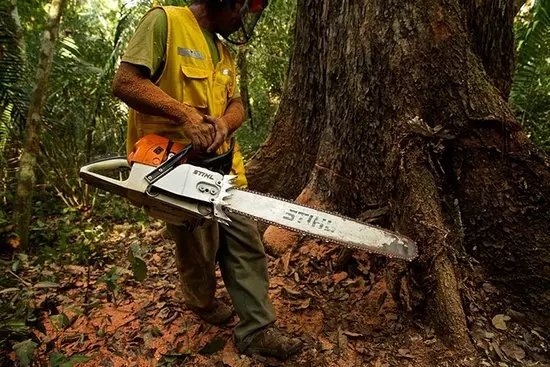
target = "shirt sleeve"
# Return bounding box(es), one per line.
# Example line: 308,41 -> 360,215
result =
121,8 -> 167,77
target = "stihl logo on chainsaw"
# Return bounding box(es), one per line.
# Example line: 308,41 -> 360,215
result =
193,169 -> 215,181
283,209 -> 336,233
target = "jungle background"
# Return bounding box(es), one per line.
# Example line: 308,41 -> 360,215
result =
0,0 -> 549,366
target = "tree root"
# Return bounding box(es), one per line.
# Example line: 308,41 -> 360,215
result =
394,144 -> 474,353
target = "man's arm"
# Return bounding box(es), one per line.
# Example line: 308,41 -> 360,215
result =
203,97 -> 245,153
222,97 -> 246,135
112,62 -> 215,151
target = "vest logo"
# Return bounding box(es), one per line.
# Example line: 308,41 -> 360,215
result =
178,47 -> 205,60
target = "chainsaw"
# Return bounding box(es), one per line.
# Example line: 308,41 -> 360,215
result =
79,134 -> 417,261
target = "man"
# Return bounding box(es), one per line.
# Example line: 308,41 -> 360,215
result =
111,0 -> 303,360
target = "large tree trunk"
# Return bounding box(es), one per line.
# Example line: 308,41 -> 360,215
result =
13,0 -> 66,249
247,0 -> 549,352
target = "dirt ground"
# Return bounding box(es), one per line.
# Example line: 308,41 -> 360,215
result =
7,221 -> 550,367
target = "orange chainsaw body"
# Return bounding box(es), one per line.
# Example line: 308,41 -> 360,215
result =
127,134 -> 186,167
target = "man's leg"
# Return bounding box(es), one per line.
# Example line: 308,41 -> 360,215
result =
167,219 -> 232,324
218,212 -> 302,359
218,212 -> 275,340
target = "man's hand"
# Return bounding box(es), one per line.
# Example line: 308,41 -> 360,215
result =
203,115 -> 229,153
179,109 -> 216,152
112,63 -> 216,152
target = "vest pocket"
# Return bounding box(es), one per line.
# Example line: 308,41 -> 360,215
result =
213,72 -> 232,116
180,65 -> 210,108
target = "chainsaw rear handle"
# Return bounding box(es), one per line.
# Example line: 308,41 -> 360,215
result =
80,137 -> 235,187
79,158 -> 131,187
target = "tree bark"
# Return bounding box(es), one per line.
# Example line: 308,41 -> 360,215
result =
6,0 -> 26,58
248,0 -> 549,352
13,0 -> 66,249
245,0 -> 327,198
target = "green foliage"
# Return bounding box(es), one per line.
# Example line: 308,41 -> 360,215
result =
511,0 -> 550,151
0,0 -> 153,213
49,313 -> 71,331
235,0 -> 296,157
49,351 -> 92,367
157,352 -> 191,366
127,243 -> 147,281
97,266 -> 121,293
0,255 -> 45,365
13,339 -> 38,366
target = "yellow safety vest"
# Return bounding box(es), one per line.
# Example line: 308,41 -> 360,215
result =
126,6 -> 248,188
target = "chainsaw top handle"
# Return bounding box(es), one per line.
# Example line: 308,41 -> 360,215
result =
145,138 -> 235,185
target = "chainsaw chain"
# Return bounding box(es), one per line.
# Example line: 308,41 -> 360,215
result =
224,188 -> 418,261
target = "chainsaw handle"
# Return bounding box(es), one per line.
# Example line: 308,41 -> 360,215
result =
145,137 -> 235,184
79,158 -> 131,187
145,144 -> 194,184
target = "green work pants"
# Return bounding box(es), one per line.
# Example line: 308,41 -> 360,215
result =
166,211 -> 276,344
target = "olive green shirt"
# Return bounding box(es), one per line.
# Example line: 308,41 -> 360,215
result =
122,8 -> 221,79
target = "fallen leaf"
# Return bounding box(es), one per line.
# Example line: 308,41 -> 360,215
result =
336,327 -> 348,353
282,251 -> 291,274
199,337 -> 227,355
397,348 -> 414,358
319,338 -> 333,352
338,293 -> 350,301
296,298 -> 311,310
269,277 -> 286,289
34,281 -> 60,289
151,326 -> 163,337
377,292 -> 388,311
8,235 -> 20,249
501,342 -> 525,361
492,314 -> 511,330
332,272 -> 348,285
482,283 -> 498,294
491,342 -> 507,361
13,339 -> 37,367
282,287 -> 302,298
531,329 -> 546,341
343,331 -> 363,338
506,309 -> 525,321
0,288 -> 19,295
65,265 -> 86,274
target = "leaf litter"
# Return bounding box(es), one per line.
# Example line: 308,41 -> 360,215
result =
4,222 -> 549,366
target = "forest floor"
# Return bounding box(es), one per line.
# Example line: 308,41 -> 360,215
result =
4,219 -> 550,367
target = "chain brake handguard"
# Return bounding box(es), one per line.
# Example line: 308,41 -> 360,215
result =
145,137 -> 235,185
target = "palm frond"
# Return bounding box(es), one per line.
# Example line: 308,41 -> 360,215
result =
512,0 -> 550,97
510,0 -> 550,150
0,3 -> 32,139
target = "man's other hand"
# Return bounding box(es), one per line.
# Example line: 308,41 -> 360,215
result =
204,115 -> 229,153
180,111 -> 216,152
